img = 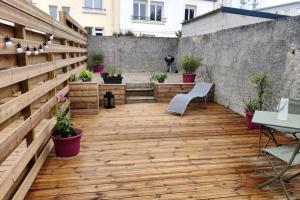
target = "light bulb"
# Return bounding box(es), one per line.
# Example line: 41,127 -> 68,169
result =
26,46 -> 31,56
16,42 -> 23,53
49,34 -> 54,40
4,36 -> 12,47
47,39 -> 52,45
39,45 -> 44,53
33,47 -> 39,55
43,42 -> 49,48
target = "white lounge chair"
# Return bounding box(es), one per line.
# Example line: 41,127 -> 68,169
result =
166,82 -> 214,116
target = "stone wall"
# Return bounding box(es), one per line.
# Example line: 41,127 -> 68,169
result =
178,16 -> 300,114
88,36 -> 178,72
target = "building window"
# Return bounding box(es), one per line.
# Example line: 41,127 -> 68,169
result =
85,27 -> 93,35
84,0 -> 102,9
185,5 -> 196,21
284,9 -> 289,15
150,2 -> 164,21
297,8 -> 300,15
62,6 -> 70,14
49,5 -> 58,19
133,0 -> 147,20
94,27 -> 104,36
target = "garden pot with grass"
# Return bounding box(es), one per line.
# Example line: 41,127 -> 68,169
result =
180,54 -> 202,83
92,51 -> 104,73
103,65 -> 123,84
51,100 -> 83,157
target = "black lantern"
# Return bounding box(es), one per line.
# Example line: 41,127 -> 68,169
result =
104,91 -> 115,109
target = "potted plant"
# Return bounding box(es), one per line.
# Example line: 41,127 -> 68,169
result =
92,51 -> 104,73
244,72 -> 268,129
69,74 -> 78,82
180,54 -> 202,83
79,69 -> 93,82
244,97 -> 260,129
51,96 -> 83,157
103,65 -> 123,84
150,70 -> 168,83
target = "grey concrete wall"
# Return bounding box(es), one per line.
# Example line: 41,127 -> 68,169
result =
178,16 -> 300,114
88,36 -> 178,72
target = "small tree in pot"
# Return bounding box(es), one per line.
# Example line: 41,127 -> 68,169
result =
180,54 -> 202,83
244,72 -> 268,129
92,51 -> 104,73
150,70 -> 168,83
51,96 -> 83,157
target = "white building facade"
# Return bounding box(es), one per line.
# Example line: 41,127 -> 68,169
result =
119,0 -> 217,37
256,1 -> 300,16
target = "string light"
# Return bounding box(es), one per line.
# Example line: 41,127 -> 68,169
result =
47,38 -> 52,45
16,42 -> 23,53
43,42 -> 49,49
26,46 -> 31,56
49,34 -> 54,40
39,44 -> 44,53
4,36 -> 12,47
33,46 -> 39,55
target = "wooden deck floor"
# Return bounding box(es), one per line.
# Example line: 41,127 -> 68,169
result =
26,103 -> 300,199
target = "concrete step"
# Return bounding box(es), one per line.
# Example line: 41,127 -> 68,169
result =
126,88 -> 154,96
126,96 -> 156,104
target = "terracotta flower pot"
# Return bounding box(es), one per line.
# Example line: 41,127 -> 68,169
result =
94,64 -> 104,73
245,112 -> 260,129
51,130 -> 83,157
182,73 -> 196,83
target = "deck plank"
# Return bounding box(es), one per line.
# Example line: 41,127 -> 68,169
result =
26,103 -> 300,199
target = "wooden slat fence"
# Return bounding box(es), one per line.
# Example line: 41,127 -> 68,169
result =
0,1 -> 87,199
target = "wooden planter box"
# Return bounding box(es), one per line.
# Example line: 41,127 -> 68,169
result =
99,84 -> 126,107
69,82 -> 99,115
154,83 -> 215,103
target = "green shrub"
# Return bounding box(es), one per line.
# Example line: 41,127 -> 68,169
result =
79,69 -> 93,82
243,97 -> 260,114
180,54 -> 202,74
150,70 -> 168,83
69,74 -> 78,82
250,72 -> 268,110
92,51 -> 104,65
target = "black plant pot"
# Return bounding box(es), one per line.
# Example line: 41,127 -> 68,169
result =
103,76 -> 123,84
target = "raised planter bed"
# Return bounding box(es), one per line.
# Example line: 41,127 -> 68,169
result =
69,82 -> 99,115
154,83 -> 214,103
98,84 -> 126,106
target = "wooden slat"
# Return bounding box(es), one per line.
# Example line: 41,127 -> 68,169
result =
0,36 -> 87,55
0,1 -> 86,45
0,56 -> 86,88
59,11 -> 87,35
0,64 -> 85,127
0,117 -> 56,200
0,87 -> 69,164
13,140 -> 54,200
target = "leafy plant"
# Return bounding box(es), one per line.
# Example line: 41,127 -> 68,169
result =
69,74 -> 78,82
250,72 -> 268,110
53,103 -> 80,138
106,65 -> 122,77
79,69 -> 93,82
92,51 -> 104,65
175,30 -> 182,38
180,54 -> 202,74
150,70 -> 168,83
243,97 -> 260,114
112,31 -> 135,37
